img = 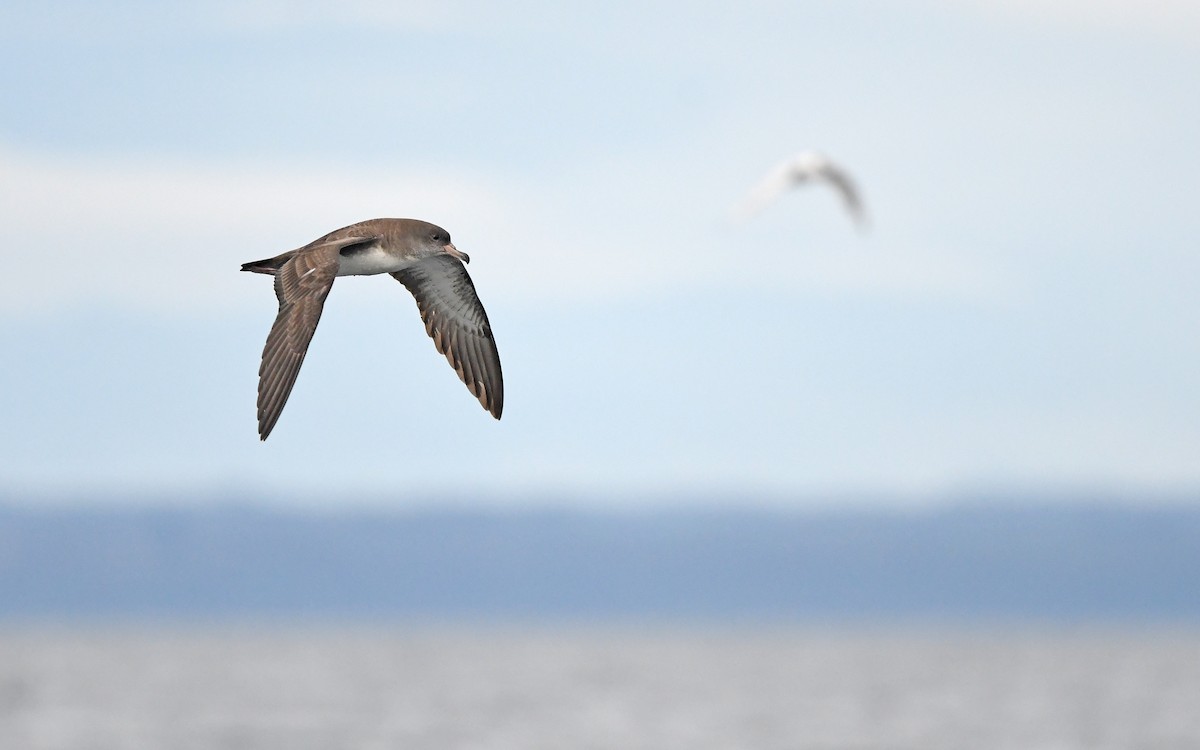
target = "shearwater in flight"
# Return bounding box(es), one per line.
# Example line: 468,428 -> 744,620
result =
241,218 -> 503,440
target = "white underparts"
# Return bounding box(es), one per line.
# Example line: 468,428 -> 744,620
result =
335,247 -> 415,277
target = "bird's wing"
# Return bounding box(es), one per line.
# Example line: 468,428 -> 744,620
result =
392,254 -> 503,419
734,162 -> 801,220
816,162 -> 868,227
256,244 -> 341,440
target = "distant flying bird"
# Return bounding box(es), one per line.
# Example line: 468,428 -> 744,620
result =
735,151 -> 867,228
241,218 -> 503,440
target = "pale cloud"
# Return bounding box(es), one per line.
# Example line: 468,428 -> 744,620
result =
954,0 -> 1200,40
181,0 -> 1200,43
0,148 -> 517,315
0,146 -> 641,317
210,0 -> 478,32
0,1 -> 443,39
0,145 -> 673,317
4,1 -> 1195,47
110,0 -> 1200,43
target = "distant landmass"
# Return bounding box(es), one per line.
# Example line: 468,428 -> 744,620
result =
0,498 -> 1198,622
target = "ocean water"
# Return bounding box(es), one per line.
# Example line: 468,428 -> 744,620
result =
0,626 -> 1197,750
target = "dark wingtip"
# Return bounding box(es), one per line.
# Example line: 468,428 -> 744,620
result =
258,414 -> 277,440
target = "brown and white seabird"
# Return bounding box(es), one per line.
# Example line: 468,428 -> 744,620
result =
241,218 -> 503,440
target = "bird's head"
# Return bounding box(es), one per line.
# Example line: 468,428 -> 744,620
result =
420,223 -> 469,264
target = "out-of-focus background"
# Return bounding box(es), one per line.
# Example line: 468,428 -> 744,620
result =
1,1 -> 1199,748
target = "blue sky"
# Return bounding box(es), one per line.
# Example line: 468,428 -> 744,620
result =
1,1 -> 1197,504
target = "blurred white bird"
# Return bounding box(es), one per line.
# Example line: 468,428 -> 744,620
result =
735,151 -> 867,229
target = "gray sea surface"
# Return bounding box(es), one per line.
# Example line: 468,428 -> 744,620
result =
0,625 -> 1197,750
